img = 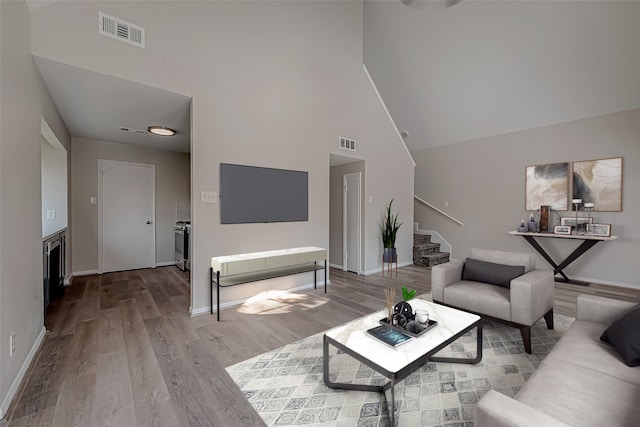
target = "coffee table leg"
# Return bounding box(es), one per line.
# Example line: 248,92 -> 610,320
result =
323,335 -> 385,393
324,335 -> 401,425
390,379 -> 396,426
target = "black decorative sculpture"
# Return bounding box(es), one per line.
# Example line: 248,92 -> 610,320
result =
394,301 -> 414,318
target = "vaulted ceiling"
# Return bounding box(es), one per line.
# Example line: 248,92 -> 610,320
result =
363,0 -> 640,152
28,1 -> 640,155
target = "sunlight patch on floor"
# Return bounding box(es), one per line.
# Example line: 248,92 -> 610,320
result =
237,290 -> 328,315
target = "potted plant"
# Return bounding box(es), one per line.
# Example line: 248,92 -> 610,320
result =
380,199 -> 402,263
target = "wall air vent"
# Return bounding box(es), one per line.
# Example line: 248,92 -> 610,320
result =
120,127 -> 147,134
339,136 -> 356,151
99,12 -> 145,48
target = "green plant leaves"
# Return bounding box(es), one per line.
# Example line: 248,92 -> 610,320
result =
402,285 -> 416,301
380,199 -> 402,249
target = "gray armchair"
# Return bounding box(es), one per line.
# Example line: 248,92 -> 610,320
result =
431,248 -> 554,354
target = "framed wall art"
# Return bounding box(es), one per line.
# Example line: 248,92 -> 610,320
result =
572,157 -> 623,211
525,162 -> 569,211
586,223 -> 612,237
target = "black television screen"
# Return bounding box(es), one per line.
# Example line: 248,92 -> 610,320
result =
220,163 -> 308,224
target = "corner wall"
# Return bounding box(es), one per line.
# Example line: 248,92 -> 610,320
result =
0,0 -> 69,417
414,109 -> 640,288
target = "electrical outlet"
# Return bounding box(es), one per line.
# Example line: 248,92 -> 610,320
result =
10,333 -> 15,356
201,191 -> 217,203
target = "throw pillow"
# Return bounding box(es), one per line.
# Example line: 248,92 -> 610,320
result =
461,258 -> 525,288
600,304 -> 640,367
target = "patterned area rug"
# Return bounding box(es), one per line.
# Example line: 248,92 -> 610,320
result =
226,312 -> 573,427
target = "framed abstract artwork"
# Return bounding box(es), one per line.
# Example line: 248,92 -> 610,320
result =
525,162 -> 569,211
572,157 -> 623,211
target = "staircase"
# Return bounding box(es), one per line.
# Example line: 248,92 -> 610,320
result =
413,233 -> 450,267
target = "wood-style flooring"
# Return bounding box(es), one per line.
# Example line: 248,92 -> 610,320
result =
4,265 -> 639,426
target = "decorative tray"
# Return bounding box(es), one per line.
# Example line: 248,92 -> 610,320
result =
378,318 -> 438,338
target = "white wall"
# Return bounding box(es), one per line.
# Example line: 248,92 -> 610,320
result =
30,1 -> 415,314
0,0 -> 69,417
71,137 -> 190,273
41,136 -> 68,238
413,108 -> 640,288
363,0 -> 640,151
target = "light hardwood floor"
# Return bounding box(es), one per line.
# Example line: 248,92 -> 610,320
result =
4,265 -> 639,426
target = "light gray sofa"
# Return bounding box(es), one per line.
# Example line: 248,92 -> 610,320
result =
432,248 -> 554,353
475,294 -> 640,427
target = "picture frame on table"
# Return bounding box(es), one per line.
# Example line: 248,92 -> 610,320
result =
560,217 -> 594,228
586,223 -> 611,237
554,225 -> 572,235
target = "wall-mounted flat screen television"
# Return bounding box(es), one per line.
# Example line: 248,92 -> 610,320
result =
220,163 -> 308,224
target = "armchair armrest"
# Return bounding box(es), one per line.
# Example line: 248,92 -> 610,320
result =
431,259 -> 463,302
576,294 -> 637,325
475,390 -> 571,427
510,269 -> 554,326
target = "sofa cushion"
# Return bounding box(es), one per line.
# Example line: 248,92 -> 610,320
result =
546,320 -> 640,385
461,258 -> 525,288
600,304 -> 640,367
443,281 -> 511,321
516,358 -> 640,427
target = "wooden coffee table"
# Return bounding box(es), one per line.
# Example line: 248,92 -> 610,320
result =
323,299 -> 482,426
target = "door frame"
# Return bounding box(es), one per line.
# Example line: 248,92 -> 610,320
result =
342,172 -> 361,274
98,159 -> 156,273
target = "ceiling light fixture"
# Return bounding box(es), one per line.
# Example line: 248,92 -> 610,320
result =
147,126 -> 177,136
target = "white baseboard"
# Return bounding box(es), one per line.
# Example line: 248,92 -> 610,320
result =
71,269 -> 99,278
190,280 -> 332,318
569,275 -> 640,290
155,261 -> 177,267
0,327 -> 47,420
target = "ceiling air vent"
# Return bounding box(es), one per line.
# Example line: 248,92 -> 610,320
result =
99,12 -> 145,48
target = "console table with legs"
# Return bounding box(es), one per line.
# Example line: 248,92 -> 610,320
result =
210,246 -> 327,320
509,231 -> 617,285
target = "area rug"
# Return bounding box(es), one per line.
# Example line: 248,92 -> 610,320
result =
226,313 -> 573,427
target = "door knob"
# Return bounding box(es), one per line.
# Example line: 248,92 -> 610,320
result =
146,221 -> 152,224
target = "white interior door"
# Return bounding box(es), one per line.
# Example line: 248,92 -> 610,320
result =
99,160 -> 155,273
343,172 -> 361,273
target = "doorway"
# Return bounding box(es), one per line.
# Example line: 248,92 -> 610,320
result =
343,172 -> 361,273
329,154 -> 364,273
98,160 -> 155,273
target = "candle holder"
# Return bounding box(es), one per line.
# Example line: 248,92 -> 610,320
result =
584,202 -> 595,233
572,199 -> 582,234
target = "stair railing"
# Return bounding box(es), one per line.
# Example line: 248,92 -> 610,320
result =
414,195 -> 464,227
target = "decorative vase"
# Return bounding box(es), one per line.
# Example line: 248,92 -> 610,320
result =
383,247 -> 397,263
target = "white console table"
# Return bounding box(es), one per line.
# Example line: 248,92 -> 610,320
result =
210,246 -> 327,320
